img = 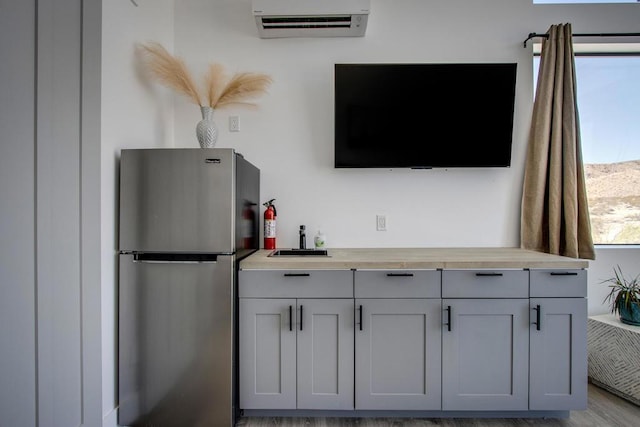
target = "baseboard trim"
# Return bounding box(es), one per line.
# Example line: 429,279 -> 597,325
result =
241,409 -> 570,419
102,407 -> 118,427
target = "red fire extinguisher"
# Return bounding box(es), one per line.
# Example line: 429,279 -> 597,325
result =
263,199 -> 277,250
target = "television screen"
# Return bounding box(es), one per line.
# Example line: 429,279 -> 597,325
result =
334,63 -> 517,168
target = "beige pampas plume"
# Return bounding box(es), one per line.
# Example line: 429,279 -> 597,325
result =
138,41 -> 272,110
214,72 -> 273,109
139,41 -> 203,106
205,63 -> 228,108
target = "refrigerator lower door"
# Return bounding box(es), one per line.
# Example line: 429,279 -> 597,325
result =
118,253 -> 235,427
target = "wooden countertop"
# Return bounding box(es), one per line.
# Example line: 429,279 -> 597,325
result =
239,247 -> 589,270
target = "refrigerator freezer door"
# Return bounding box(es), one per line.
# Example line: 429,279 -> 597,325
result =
118,253 -> 235,427
119,148 -> 236,253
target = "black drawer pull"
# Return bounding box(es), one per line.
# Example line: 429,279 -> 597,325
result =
358,305 -> 363,331
284,273 -> 310,277
300,305 -> 303,331
444,306 -> 452,332
386,273 -> 414,277
475,272 -> 503,277
532,304 -> 541,331
550,272 -> 578,276
289,305 -> 293,331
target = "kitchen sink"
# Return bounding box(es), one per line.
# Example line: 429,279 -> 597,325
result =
269,249 -> 329,257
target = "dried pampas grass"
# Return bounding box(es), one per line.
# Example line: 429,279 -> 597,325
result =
205,63 -> 227,108
139,42 -> 203,106
139,41 -> 272,110
216,72 -> 273,109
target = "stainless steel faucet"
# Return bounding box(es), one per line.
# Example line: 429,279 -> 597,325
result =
299,225 -> 306,249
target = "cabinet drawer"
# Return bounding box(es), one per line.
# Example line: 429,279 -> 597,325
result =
354,270 -> 441,298
530,269 -> 586,297
442,270 -> 528,298
239,270 -> 353,298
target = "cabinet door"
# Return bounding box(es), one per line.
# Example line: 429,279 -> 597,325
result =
529,298 -> 587,410
239,298 -> 296,409
355,299 -> 442,410
442,299 -> 529,410
297,299 -> 354,410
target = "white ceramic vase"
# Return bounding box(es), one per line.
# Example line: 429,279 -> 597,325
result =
196,106 -> 218,148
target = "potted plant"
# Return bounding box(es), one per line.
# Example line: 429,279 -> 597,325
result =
603,265 -> 640,326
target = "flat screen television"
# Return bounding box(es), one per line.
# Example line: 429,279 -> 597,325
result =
334,63 -> 517,168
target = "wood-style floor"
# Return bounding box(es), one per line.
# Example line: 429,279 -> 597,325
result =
237,384 -> 640,427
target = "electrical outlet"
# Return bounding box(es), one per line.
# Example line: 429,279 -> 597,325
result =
229,116 -> 240,132
376,215 -> 387,231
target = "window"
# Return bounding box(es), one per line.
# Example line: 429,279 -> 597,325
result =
534,51 -> 640,244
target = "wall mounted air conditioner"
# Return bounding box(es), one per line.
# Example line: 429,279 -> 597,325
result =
252,0 -> 370,39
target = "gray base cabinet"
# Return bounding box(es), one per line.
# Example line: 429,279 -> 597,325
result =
239,298 -> 297,409
353,270 -> 442,410
297,298 -> 354,410
441,269 -> 531,411
239,267 -> 588,415
529,269 -> 588,410
238,270 -> 354,410
442,298 -> 530,411
529,298 -> 587,410
355,298 -> 442,410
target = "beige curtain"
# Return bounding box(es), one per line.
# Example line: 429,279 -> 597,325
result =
521,23 -> 595,260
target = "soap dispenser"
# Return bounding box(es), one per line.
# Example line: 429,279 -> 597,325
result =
314,230 -> 326,249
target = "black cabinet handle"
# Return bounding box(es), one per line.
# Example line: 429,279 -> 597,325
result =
358,305 -> 363,331
475,272 -> 503,277
532,304 -> 541,331
386,273 -> 414,277
289,305 -> 293,331
550,272 -> 578,276
444,306 -> 452,332
284,273 -> 310,277
300,305 -> 303,331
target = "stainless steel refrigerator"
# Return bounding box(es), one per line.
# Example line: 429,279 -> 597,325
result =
118,148 -> 259,427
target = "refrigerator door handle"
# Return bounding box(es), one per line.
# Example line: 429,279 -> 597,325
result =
134,260 -> 218,264
133,253 -> 221,263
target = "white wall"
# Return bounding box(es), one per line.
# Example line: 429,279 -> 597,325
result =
101,1 -> 175,425
170,0 -> 640,313
587,247 -> 640,315
172,0 -> 640,248
173,0 -> 535,249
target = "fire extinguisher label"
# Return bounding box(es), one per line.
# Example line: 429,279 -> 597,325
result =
264,219 -> 276,238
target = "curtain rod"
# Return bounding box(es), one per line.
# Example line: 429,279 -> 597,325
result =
523,32 -> 640,48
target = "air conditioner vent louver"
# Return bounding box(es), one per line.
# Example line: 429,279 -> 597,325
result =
262,16 -> 352,30
252,0 -> 369,38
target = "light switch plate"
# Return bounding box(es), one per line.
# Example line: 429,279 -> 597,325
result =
229,116 -> 240,132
